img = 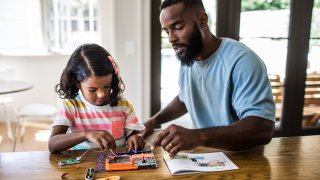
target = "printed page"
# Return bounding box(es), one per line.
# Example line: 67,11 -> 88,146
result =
163,152 -> 238,175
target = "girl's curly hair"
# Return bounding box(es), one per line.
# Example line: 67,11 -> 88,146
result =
55,43 -> 125,106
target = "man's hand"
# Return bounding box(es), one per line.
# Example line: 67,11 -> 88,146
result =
140,118 -> 158,138
85,130 -> 116,150
127,134 -> 145,151
140,96 -> 188,139
152,124 -> 199,157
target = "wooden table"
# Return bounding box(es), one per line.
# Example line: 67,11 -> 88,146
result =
0,135 -> 320,179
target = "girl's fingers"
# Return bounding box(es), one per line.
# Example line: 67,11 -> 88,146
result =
99,138 -> 110,150
96,139 -> 104,150
134,140 -> 139,151
127,140 -> 133,151
106,135 -> 116,150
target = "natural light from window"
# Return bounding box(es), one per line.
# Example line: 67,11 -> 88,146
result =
0,0 -> 100,55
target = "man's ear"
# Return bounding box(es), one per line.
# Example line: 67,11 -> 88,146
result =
199,12 -> 208,29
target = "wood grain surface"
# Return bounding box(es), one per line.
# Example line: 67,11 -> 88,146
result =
0,135 -> 319,179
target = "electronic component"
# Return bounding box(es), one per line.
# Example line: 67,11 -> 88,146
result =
115,149 -> 152,155
105,153 -> 157,171
85,168 -> 95,180
105,155 -> 139,171
132,153 -> 157,169
58,158 -> 81,166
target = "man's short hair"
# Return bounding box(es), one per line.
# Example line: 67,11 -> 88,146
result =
160,0 -> 205,13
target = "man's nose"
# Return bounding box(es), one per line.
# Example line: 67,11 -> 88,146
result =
168,32 -> 178,44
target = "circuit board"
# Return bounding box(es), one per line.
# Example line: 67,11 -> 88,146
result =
95,150 -> 157,172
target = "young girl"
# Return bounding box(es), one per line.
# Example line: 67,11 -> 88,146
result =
48,43 -> 145,153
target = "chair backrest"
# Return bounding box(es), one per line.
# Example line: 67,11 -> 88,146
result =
269,74 -> 282,104
304,74 -> 320,106
19,104 -> 56,117
268,74 -> 320,106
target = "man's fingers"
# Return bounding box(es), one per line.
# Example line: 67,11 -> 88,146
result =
169,144 -> 180,157
153,129 -> 170,146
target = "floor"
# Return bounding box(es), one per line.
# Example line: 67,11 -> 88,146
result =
0,121 -> 51,152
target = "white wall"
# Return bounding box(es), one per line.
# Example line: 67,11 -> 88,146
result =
112,0 -> 151,122
0,0 -> 151,122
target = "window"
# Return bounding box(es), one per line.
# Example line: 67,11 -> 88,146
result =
307,0 -> 320,75
47,0 -> 99,53
239,0 -> 291,128
303,0 -> 320,128
0,0 -> 100,55
0,0 -> 45,54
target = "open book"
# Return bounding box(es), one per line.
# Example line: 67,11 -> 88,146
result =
163,152 -> 238,175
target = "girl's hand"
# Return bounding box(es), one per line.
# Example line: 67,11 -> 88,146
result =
127,134 -> 145,152
85,130 -> 116,150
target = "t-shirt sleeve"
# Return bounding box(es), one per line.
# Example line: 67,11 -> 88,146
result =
231,53 -> 275,121
50,99 -> 74,127
120,99 -> 145,137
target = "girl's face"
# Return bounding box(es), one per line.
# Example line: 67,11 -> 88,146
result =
79,74 -> 113,106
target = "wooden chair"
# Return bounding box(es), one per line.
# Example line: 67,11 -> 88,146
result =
268,74 -> 282,105
16,104 -> 56,142
303,74 -> 320,126
269,74 -> 320,126
268,74 -> 284,125
304,74 -> 320,106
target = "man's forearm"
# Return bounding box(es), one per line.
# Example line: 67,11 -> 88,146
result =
195,116 -> 275,151
152,95 -> 188,125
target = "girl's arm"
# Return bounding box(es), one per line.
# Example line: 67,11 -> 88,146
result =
48,125 -> 116,153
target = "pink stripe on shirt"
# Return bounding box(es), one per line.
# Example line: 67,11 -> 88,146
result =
74,111 -> 127,119
58,109 -> 72,120
75,124 -> 112,130
128,117 -> 138,124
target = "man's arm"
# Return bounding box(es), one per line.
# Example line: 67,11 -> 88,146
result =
153,116 -> 275,157
141,95 -> 188,137
197,116 -> 275,150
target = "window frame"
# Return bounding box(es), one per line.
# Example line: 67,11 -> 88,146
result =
43,0 -> 100,53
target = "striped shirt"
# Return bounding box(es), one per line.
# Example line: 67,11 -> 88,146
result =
51,92 -> 145,149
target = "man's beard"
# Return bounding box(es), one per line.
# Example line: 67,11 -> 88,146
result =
176,24 -> 203,66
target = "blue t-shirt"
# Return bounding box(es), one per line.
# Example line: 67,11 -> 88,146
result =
178,38 -> 275,128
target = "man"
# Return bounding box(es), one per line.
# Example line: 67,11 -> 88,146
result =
142,0 -> 275,157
